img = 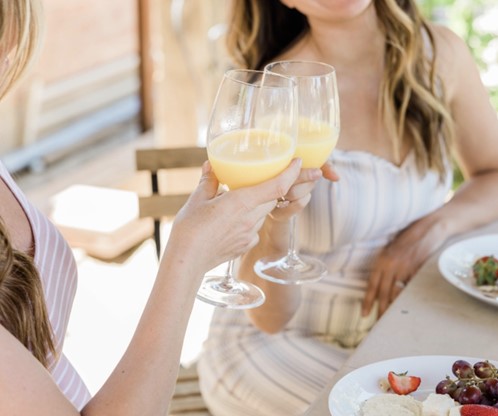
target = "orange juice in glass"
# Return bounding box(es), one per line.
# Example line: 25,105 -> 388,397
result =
295,117 -> 339,168
255,60 -> 340,285
197,68 -> 297,309
208,128 -> 295,190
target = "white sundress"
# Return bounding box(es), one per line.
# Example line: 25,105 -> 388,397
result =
197,149 -> 453,416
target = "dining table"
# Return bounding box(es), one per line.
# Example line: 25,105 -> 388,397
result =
304,220 -> 498,415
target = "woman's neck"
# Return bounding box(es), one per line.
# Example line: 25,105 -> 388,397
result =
284,4 -> 385,71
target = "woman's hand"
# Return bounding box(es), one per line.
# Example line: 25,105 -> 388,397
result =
361,215 -> 447,317
322,160 -> 340,182
168,159 -> 302,274
268,167 -> 322,221
269,160 -> 339,222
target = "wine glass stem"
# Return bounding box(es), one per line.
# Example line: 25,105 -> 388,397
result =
220,259 -> 237,290
287,215 -> 301,261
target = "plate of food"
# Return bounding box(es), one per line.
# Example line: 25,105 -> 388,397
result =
438,234 -> 498,308
328,355 -> 498,416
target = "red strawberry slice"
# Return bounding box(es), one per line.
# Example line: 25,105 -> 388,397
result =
459,404 -> 498,416
387,371 -> 421,395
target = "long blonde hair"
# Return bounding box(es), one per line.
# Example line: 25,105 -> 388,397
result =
0,219 -> 56,368
227,0 -> 454,179
0,1 -> 54,367
0,0 -> 43,99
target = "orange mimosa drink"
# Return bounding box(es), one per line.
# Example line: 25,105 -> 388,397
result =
208,128 -> 294,189
295,117 -> 339,168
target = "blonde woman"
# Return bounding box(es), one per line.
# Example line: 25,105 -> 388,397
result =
0,1 -> 307,414
198,1 -> 498,415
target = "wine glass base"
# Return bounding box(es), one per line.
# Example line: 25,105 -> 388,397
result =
196,275 -> 266,309
254,254 -> 327,285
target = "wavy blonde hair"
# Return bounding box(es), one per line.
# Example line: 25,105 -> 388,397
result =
0,1 -> 54,368
0,0 -> 43,99
227,0 -> 455,179
0,219 -> 56,368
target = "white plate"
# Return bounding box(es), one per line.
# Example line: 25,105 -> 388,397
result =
438,234 -> 498,308
328,355 -> 497,416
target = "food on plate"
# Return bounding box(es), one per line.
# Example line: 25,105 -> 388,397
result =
449,404 -> 498,415
387,371 -> 422,395
472,256 -> 498,287
361,358 -> 498,416
435,359 -> 498,406
361,393 -> 498,416
360,393 -> 457,416
360,393 -> 422,415
423,393 -> 459,415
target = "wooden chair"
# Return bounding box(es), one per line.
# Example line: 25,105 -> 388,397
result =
135,146 -> 208,258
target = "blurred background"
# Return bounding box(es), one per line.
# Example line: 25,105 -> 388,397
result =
1,0 -> 229,175
1,0 -> 496,178
0,0 -> 496,407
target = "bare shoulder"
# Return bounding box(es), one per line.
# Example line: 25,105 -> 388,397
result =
428,23 -> 470,62
426,23 -> 477,98
0,324 -> 75,414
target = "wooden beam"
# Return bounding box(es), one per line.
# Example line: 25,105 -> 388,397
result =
138,194 -> 192,218
137,0 -> 154,131
135,147 -> 207,171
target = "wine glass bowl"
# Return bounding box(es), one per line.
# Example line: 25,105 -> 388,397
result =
254,60 -> 340,285
196,69 -> 298,308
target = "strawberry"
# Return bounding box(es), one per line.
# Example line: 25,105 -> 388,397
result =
459,404 -> 498,416
387,371 -> 421,395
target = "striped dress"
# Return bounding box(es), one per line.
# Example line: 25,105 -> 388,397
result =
198,149 -> 453,416
0,161 -> 91,410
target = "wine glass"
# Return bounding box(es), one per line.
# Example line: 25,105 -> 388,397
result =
254,60 -> 340,285
196,69 -> 298,308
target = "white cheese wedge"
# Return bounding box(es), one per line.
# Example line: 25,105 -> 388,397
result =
422,393 -> 458,416
448,406 -> 464,416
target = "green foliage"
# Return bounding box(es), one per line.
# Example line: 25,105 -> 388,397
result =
418,0 -> 498,110
418,0 -> 497,188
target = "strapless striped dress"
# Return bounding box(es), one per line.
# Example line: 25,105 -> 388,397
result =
198,149 -> 453,416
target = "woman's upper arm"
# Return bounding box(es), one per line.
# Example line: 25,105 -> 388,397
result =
0,325 -> 78,415
434,24 -> 498,177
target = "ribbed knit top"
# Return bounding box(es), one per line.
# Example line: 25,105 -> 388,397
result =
0,161 -> 91,410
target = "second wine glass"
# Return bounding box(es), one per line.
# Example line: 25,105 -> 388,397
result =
254,60 -> 340,285
196,69 -> 298,308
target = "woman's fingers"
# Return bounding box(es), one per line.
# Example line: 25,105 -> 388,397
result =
362,270 -> 381,316
377,271 -> 397,316
236,158 -> 302,208
186,161 -> 219,205
298,167 -> 323,183
363,261 -> 411,317
322,161 -> 340,182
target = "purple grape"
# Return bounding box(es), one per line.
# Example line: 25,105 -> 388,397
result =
474,361 -> 496,378
459,386 -> 483,405
452,386 -> 464,401
453,360 -> 475,379
436,379 -> 458,395
480,396 -> 495,406
485,379 -> 498,399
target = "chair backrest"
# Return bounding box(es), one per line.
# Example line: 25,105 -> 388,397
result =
135,146 -> 207,258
